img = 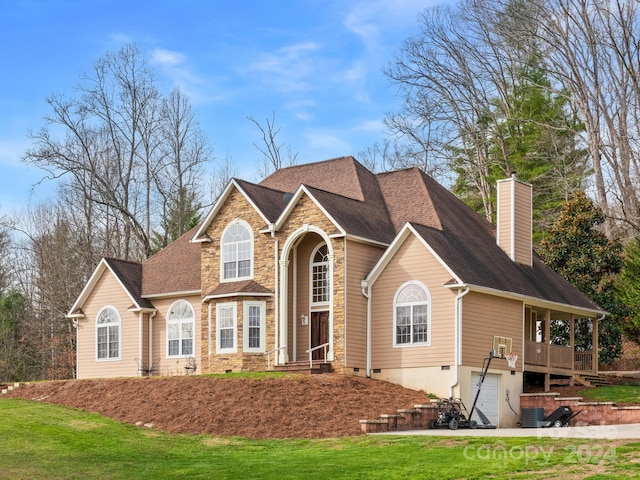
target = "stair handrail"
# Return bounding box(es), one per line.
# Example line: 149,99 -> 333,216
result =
305,342 -> 330,368
265,346 -> 286,370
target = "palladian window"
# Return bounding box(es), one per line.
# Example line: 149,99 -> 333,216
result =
394,281 -> 431,346
222,221 -> 253,280
311,244 -> 330,304
96,306 -> 120,360
167,300 -> 195,357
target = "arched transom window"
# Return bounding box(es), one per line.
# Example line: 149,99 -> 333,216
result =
394,281 -> 431,346
96,306 -> 120,360
167,300 -> 195,357
311,244 -> 330,304
222,220 -> 253,281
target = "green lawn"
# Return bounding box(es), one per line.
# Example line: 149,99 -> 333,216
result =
579,384 -> 640,404
1,399 -> 639,480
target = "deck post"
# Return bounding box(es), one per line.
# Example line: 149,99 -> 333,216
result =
569,314 -> 575,386
593,317 -> 599,375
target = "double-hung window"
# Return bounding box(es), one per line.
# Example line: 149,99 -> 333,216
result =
222,221 -> 252,281
217,302 -> 237,353
394,281 -> 431,347
243,301 -> 266,353
167,300 -> 195,357
96,306 -> 120,360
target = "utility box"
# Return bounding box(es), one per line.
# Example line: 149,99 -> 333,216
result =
521,407 -> 545,428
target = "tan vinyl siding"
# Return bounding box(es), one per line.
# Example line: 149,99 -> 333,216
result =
344,239 -> 385,367
496,178 -> 532,266
512,180 -> 532,265
149,296 -> 202,376
370,234 -> 456,369
460,292 -> 522,370
76,271 -> 141,379
497,183 -> 512,257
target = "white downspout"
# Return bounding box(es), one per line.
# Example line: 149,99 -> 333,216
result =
72,319 -> 79,379
138,312 -> 144,376
450,287 -> 470,397
149,310 -> 157,374
361,280 -> 371,377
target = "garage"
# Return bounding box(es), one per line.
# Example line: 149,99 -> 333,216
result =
470,372 -> 499,427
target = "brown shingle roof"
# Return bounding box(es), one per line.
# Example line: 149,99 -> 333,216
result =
142,226 -> 201,297
104,258 -> 154,309
377,168 -> 443,232
234,179 -> 288,223
260,156 -> 383,204
303,185 -> 395,243
205,280 -> 272,299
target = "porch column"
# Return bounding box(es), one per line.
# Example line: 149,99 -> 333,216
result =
278,259 -> 290,364
593,317 -> 599,374
544,309 -> 551,392
327,252 -> 335,362
569,314 -> 575,386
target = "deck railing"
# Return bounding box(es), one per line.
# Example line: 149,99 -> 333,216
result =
524,341 -> 594,372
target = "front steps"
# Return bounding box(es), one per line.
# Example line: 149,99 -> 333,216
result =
360,403 -> 438,433
575,374 -> 613,387
272,361 -> 333,375
1,383 -> 23,395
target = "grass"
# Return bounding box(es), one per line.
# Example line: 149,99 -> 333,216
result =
2,399 -> 640,479
578,384 -> 640,404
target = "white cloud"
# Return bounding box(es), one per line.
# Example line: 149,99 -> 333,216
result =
150,48 -> 186,66
304,129 -> 351,153
247,42 -> 321,93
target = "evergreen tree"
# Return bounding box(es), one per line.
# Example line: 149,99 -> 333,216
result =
538,192 -> 624,364
616,238 -> 640,342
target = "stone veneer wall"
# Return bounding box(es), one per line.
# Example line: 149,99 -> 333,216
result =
274,194 -> 346,374
521,393 -> 640,425
200,188 -> 277,373
200,188 -> 347,374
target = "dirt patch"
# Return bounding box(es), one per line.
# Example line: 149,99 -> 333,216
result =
1,374 -> 430,439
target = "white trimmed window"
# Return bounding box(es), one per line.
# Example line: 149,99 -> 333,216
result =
96,306 -> 121,360
217,302 -> 237,353
167,300 -> 195,357
221,220 -> 253,281
243,301 -> 266,353
394,281 -> 431,347
311,244 -> 330,305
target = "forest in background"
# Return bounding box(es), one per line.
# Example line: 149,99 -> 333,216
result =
2,0 -> 640,382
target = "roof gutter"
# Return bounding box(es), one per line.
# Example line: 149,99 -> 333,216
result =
444,283 -> 607,317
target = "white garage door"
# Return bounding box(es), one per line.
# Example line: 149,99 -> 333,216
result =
470,372 -> 499,427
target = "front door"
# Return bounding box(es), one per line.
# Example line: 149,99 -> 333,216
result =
310,311 -> 329,360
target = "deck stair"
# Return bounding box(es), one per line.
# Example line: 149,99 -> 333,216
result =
574,373 -> 613,388
272,361 -> 333,375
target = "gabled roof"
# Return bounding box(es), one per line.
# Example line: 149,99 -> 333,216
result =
67,258 -> 154,317
192,179 -> 278,242
365,168 -> 604,315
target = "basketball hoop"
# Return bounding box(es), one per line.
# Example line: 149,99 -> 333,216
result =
504,353 -> 518,369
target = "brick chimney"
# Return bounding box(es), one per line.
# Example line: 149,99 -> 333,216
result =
496,174 -> 532,266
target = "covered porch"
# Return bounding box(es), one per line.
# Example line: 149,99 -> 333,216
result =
524,306 -> 599,391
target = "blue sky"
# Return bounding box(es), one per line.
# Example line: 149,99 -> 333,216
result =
0,0 -> 445,215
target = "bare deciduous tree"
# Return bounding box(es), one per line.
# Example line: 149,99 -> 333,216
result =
248,112 -> 298,179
